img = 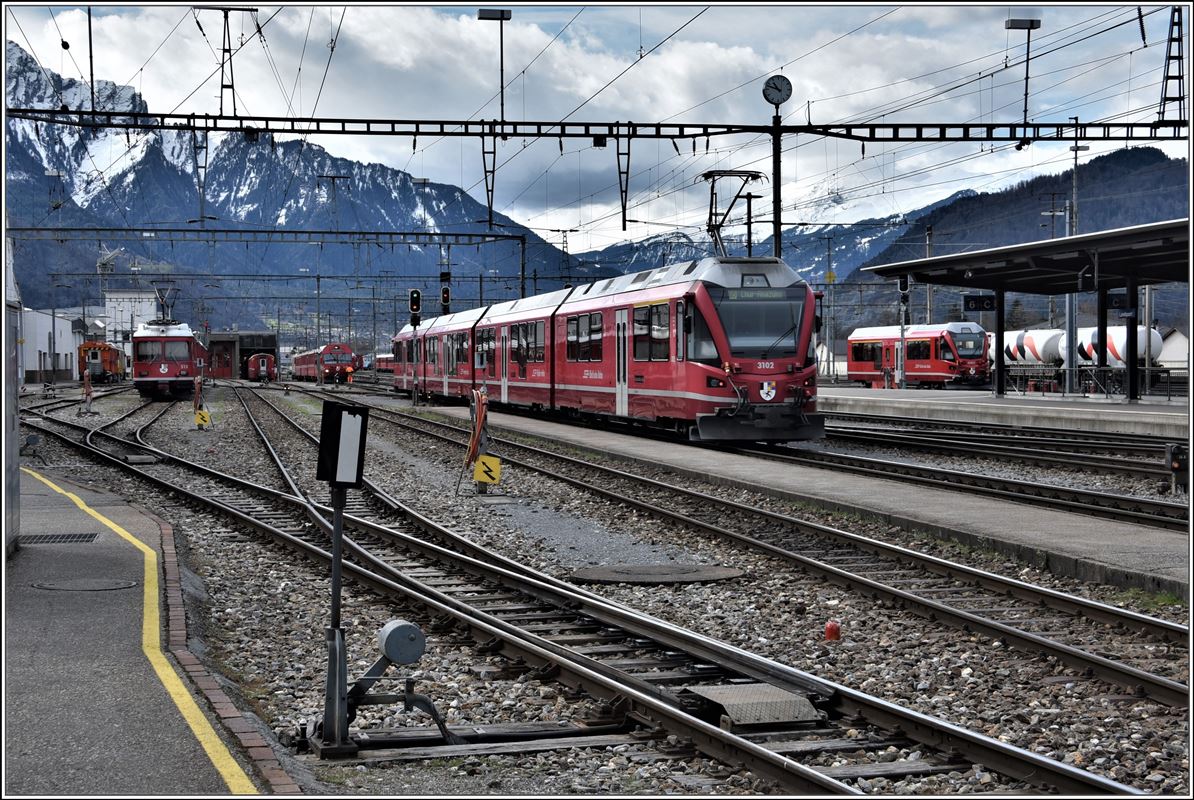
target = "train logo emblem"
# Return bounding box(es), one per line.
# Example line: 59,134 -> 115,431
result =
760,380 -> 777,401
159,363 -> 169,374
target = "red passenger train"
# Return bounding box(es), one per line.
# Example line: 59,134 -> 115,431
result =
131,319 -> 208,399
247,353 -> 277,383
391,256 -> 824,442
846,322 -> 989,388
292,343 -> 356,382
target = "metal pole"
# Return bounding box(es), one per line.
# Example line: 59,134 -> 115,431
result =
772,113 -> 782,258
519,236 -> 527,299
321,484 -> 350,749
499,18 -> 505,125
925,226 -> 933,323
1063,203 -> 1077,394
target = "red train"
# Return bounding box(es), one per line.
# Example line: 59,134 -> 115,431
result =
374,354 -> 396,373
292,343 -> 356,382
131,319 -> 208,399
78,340 -> 126,383
246,353 -> 277,383
391,256 -> 824,442
846,322 -> 989,388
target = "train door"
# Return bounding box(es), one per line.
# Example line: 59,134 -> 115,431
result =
499,326 -> 509,404
883,343 -> 895,388
615,308 -> 629,416
441,337 -> 449,396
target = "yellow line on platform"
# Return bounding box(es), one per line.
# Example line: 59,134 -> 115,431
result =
21,468 -> 258,794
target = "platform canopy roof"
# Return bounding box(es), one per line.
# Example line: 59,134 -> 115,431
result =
864,218 -> 1189,295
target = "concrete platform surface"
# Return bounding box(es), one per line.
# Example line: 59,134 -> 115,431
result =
432,406 -> 1189,596
5,469 -> 261,796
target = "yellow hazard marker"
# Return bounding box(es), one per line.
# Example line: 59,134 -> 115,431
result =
473,454 -> 501,484
21,468 -> 258,794
194,409 -> 212,428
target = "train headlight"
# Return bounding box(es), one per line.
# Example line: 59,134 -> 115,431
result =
706,376 -> 726,388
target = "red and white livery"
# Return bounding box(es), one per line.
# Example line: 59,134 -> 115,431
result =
131,319 -> 208,399
847,322 -> 989,388
247,352 -> 277,383
292,343 -> 356,382
391,256 -> 824,442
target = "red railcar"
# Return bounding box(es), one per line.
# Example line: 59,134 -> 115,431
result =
246,353 -> 277,383
374,354 -> 396,373
846,322 -> 989,388
78,340 -> 126,383
131,319 -> 208,399
391,256 -> 823,442
292,343 -> 355,382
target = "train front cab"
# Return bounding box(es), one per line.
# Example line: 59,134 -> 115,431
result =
678,281 -> 822,441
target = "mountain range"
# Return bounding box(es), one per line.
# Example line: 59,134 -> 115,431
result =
5,40 -> 1188,339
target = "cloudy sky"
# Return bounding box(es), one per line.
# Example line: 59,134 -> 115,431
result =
5,3 -> 1189,252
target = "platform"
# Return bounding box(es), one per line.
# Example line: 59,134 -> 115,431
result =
817,386 -> 1189,439
4,469 -> 284,796
431,405 -> 1189,596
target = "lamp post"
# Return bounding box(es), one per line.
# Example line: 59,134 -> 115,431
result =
1005,18 -> 1041,149
478,9 -> 512,128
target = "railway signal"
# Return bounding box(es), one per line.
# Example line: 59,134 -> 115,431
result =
1168,443 -> 1188,493
440,285 -> 451,315
408,289 -> 421,314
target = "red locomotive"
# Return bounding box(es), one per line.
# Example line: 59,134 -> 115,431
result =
246,352 -> 277,383
131,319 -> 208,399
374,353 -> 396,373
391,256 -> 824,442
846,322 -> 989,388
78,340 -> 126,384
292,343 -> 356,382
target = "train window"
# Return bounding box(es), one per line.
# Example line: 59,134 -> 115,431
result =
135,341 -> 161,361
687,307 -> 719,365
953,334 -> 984,357
588,313 -> 602,361
535,321 -> 545,362
707,285 -> 806,359
633,306 -> 650,360
578,314 -> 591,361
940,337 -> 956,361
566,317 -> 579,360
907,340 -> 931,360
650,304 -> 669,361
675,301 -> 685,361
741,274 -> 770,288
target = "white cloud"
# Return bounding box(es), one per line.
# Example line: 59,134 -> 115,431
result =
6,3 -> 1187,250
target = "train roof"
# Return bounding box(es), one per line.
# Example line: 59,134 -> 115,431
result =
849,322 -> 987,340
133,320 -> 197,337
392,256 -> 807,338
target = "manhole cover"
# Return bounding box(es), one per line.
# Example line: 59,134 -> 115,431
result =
32,579 -> 139,592
570,564 -> 743,585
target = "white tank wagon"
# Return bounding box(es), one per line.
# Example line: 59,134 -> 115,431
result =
1057,326 -> 1164,367
994,329 -> 1064,365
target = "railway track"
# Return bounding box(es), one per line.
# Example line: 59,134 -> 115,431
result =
17,393 -> 1139,794
310,393 -> 1187,709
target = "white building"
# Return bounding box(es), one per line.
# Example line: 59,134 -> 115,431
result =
103,290 -> 158,361
19,308 -> 77,383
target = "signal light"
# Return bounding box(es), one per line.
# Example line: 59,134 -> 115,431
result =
408,289 -> 421,313
440,286 -> 451,306
1167,443 -> 1188,492
410,312 -> 420,328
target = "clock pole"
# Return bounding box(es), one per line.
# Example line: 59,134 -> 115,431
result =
772,109 -> 782,258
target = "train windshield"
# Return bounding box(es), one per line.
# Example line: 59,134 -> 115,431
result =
952,333 -> 985,357
324,353 -> 353,364
134,341 -> 161,361
164,341 -> 190,361
706,286 -> 806,358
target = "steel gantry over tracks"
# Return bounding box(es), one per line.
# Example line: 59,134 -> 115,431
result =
7,106 -> 1186,256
